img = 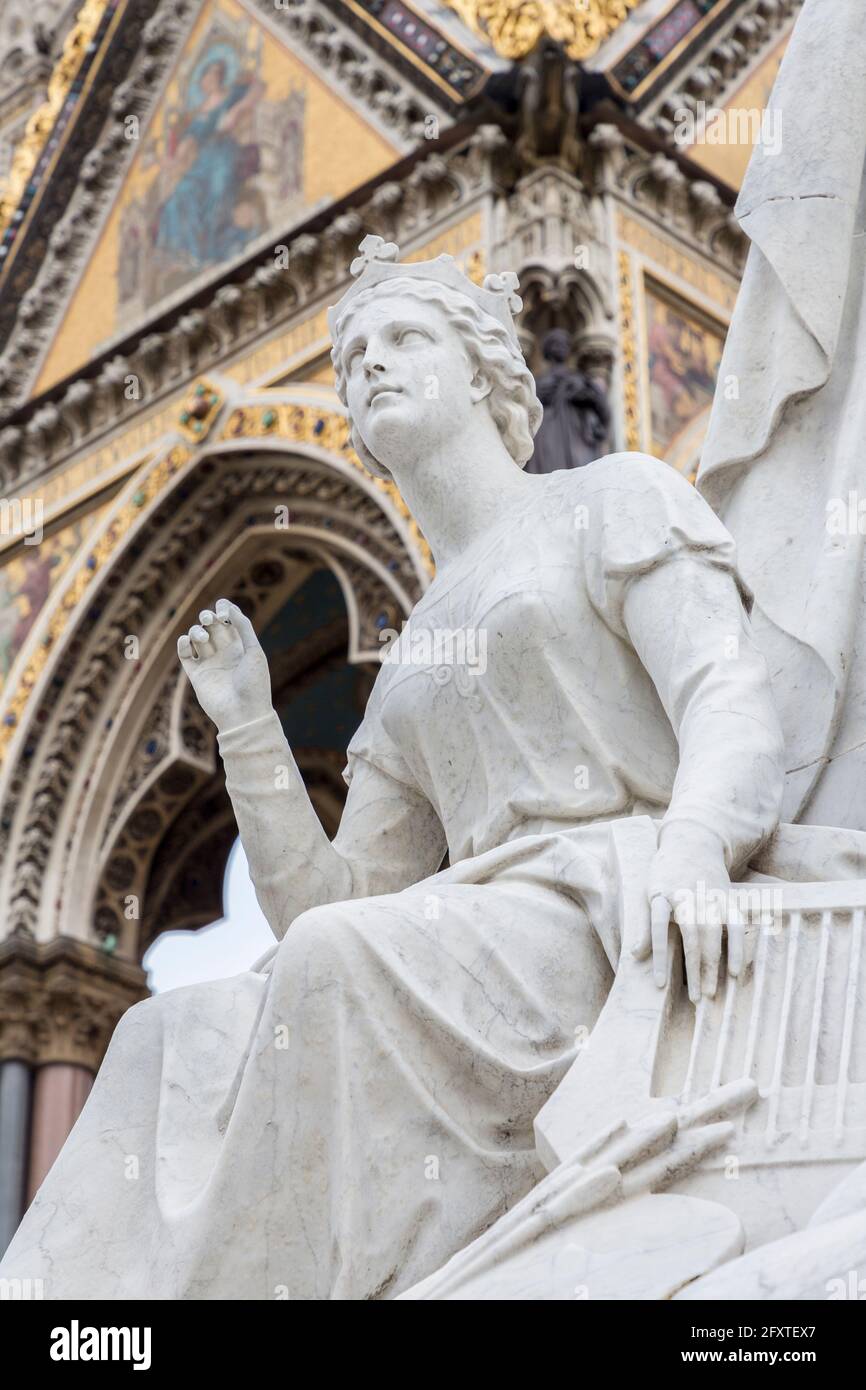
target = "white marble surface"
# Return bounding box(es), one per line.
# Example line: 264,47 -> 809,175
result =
698,0 -> 866,831
1,228 -> 863,1300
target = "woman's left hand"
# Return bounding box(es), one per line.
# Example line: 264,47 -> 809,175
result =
635,822 -> 734,1002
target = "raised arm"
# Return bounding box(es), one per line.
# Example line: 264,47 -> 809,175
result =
179,599 -> 446,940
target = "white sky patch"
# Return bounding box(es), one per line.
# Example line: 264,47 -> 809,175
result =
143,839 -> 273,994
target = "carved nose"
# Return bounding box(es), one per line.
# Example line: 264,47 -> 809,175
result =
364,359 -> 386,379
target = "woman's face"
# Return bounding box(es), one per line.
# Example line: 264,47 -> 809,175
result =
341,294 -> 481,474
201,62 -> 225,95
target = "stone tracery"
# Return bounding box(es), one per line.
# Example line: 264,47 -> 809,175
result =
0,432 -> 427,975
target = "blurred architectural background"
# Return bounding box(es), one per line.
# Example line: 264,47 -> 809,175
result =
0,0 -> 800,1250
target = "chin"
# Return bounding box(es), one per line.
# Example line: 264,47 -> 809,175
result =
364,410 -> 417,459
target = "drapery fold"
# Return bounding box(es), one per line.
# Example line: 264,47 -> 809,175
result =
697,0 -> 866,823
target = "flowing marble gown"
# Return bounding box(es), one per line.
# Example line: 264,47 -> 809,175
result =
697,0 -> 866,830
0,455 -> 785,1299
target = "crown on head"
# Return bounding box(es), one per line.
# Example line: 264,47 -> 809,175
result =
327,235 -> 523,351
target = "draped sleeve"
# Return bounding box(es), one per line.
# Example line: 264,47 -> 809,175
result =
583,452 -> 752,640
578,453 -> 784,871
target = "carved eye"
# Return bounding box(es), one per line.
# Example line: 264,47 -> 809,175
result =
397,327 -> 427,345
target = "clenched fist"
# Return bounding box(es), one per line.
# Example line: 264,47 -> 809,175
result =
177,598 -> 273,733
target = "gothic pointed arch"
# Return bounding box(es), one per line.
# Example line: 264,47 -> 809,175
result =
0,416 -> 428,971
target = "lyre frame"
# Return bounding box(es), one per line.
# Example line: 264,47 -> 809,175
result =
535,818 -> 866,1245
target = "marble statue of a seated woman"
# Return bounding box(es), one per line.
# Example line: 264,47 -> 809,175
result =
0,237 -> 791,1300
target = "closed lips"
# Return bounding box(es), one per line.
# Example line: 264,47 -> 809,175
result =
368,385 -> 402,404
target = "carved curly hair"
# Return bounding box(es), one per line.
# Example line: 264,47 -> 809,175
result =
330,278 -> 542,481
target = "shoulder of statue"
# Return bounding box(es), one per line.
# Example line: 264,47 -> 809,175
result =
562,454 -> 731,557
575,452 -> 699,503
554,451 -> 664,492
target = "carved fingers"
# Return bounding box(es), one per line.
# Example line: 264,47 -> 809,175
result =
176,598 -> 248,671
634,894 -> 705,999
643,824 -> 733,1004
176,599 -> 272,732
214,597 -> 259,651
197,608 -> 242,659
726,905 -> 747,978
176,597 -> 254,683
642,891 -> 722,1005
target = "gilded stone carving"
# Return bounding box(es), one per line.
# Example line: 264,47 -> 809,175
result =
443,0 -> 640,62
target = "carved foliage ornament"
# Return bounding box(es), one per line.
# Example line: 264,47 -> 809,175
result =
443,0 -> 641,62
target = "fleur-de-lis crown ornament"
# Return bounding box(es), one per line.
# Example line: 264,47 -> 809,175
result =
329,234 -> 523,347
